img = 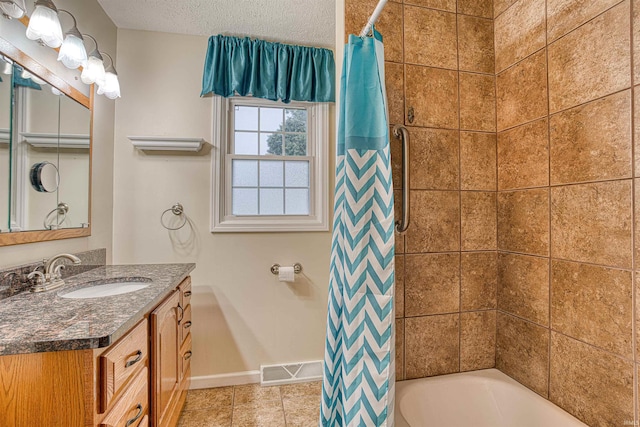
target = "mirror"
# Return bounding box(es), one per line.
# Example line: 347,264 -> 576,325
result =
0,43 -> 91,245
0,55 -> 11,233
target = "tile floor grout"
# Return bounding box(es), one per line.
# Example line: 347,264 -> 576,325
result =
178,381 -> 322,427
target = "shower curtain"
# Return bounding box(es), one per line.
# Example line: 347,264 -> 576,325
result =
321,29 -> 395,427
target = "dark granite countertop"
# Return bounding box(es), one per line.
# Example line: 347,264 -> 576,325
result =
0,263 -> 195,356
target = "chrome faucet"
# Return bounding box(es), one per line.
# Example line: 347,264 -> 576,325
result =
28,253 -> 81,293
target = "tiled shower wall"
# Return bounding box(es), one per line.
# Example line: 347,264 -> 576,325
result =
494,0 -> 639,425
345,0 -> 499,381
346,0 -> 640,425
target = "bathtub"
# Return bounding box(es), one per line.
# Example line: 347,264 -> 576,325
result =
395,369 -> 587,427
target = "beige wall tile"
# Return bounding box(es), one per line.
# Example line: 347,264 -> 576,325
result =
497,118 -> 549,190
496,312 -> 550,396
404,6 -> 457,69
460,73 -> 497,132
405,253 -> 460,316
461,311 -> 497,371
406,65 -> 459,128
547,0 -> 622,42
404,0 -> 455,11
635,1 -> 640,81
461,252 -> 498,311
395,255 -> 405,318
458,15 -> 495,74
406,190 -> 460,253
548,2 -> 631,113
460,132 -> 497,191
550,90 -> 632,185
385,62 -> 405,126
494,0 -> 546,72
396,319 -> 405,381
498,252 -> 550,325
496,50 -> 548,130
494,0 -> 519,17
458,0 -> 493,18
409,128 -> 459,190
461,192 -> 497,250
345,0 -> 404,62
551,181 -> 632,268
405,314 -> 460,379
549,332 -> 634,427
497,189 -> 550,256
635,87 -> 640,175
551,260 -> 633,359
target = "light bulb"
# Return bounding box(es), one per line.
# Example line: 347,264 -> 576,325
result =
26,1 -> 63,48
58,33 -> 87,69
97,71 -> 120,99
0,0 -> 26,18
81,54 -> 105,85
51,86 -> 62,95
0,60 -> 11,75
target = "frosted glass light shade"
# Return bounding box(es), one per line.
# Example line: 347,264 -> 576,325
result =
26,3 -> 63,48
57,34 -> 87,69
97,71 -> 120,99
81,55 -> 105,85
0,0 -> 26,18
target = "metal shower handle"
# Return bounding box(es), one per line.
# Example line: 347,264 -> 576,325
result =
393,125 -> 410,234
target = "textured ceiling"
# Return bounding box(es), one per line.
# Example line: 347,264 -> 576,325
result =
97,0 -> 336,48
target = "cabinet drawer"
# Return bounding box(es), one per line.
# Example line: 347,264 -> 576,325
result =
179,277 -> 191,308
137,415 -> 148,427
179,333 -> 192,381
100,367 -> 149,427
100,319 -> 149,412
179,304 -> 192,345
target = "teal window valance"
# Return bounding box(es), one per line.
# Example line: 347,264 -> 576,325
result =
201,35 -> 335,104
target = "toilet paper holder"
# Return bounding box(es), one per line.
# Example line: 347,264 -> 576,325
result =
270,263 -> 303,275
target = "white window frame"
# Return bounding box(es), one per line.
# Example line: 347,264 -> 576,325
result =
211,96 -> 329,232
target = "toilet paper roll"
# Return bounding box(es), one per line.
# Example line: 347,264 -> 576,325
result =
278,266 -> 295,282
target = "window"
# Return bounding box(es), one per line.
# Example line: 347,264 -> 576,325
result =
211,96 -> 329,232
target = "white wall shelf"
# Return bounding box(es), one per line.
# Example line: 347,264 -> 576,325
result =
128,136 -> 208,152
22,132 -> 90,149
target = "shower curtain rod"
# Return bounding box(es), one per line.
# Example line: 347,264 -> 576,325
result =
359,0 -> 389,38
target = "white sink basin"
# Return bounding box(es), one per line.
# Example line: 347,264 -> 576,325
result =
60,278 -> 151,299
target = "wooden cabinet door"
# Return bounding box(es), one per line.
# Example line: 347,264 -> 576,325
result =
150,290 -> 180,427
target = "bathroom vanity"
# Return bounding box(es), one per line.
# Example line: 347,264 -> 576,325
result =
0,263 -> 195,427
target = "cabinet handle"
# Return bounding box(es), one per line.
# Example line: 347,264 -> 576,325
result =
183,291 -> 192,297
177,304 -> 184,322
183,321 -> 192,330
125,350 -> 143,368
184,351 -> 193,360
125,404 -> 143,427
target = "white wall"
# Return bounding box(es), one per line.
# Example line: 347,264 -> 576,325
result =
0,0 -> 116,266
113,29 -> 335,378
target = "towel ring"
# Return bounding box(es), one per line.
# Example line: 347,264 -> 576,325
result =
160,203 -> 187,230
43,202 -> 69,230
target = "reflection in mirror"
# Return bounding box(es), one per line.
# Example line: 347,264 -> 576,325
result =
8,63 -> 90,232
29,161 -> 60,192
0,55 -> 10,232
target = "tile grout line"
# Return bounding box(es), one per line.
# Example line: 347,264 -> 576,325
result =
456,2 -> 463,375
493,0 -> 500,370
629,0 -> 638,423
544,0 -> 553,400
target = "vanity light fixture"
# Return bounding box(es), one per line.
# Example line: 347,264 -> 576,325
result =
20,68 -> 45,84
26,0 -> 63,48
56,10 -> 86,69
0,57 -> 12,75
0,0 -> 26,19
80,33 -> 104,85
96,51 -> 120,99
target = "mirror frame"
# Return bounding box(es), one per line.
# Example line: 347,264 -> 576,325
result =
0,28 -> 92,247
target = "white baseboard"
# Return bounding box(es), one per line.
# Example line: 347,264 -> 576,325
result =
189,370 -> 261,389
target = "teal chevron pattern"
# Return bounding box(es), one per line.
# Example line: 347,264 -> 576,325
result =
321,30 -> 395,427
